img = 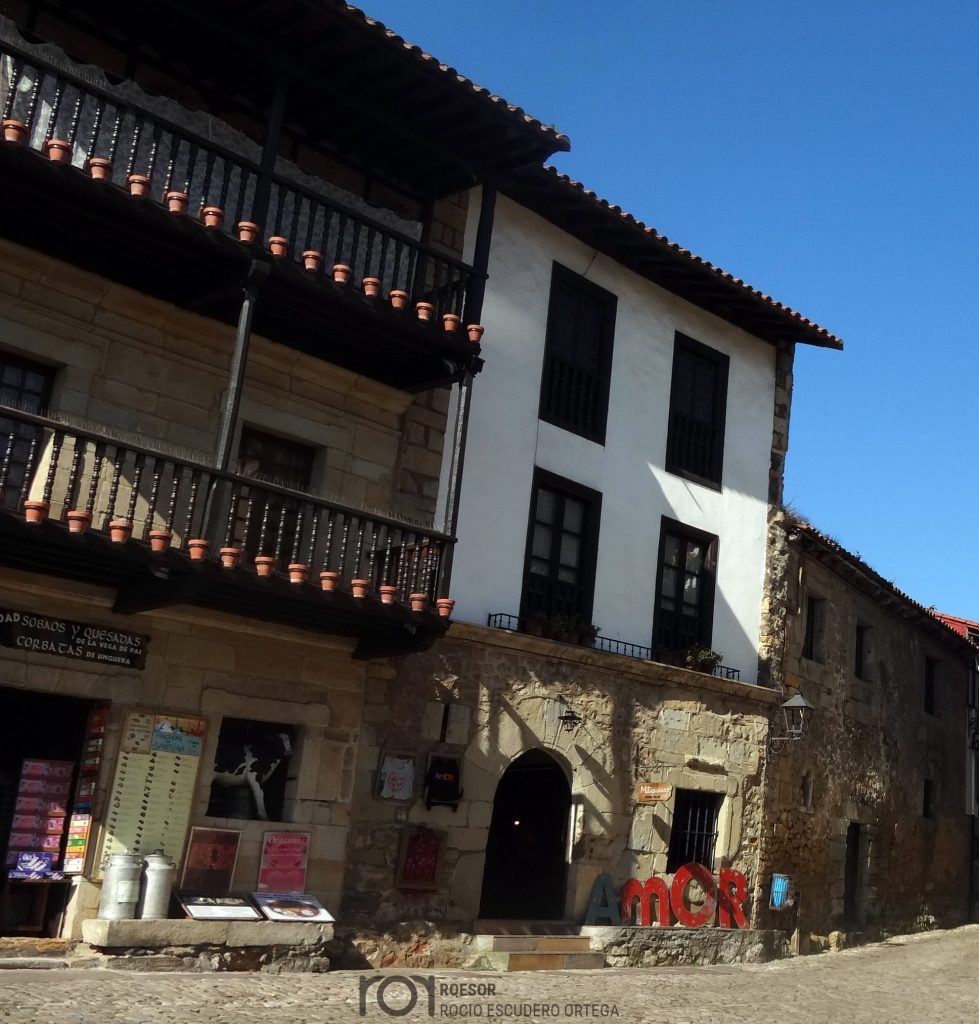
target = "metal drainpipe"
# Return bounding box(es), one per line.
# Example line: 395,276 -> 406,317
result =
436,184 -> 496,599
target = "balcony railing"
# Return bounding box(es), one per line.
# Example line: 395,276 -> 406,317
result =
0,406 -> 450,606
0,38 -> 474,318
487,613 -> 743,681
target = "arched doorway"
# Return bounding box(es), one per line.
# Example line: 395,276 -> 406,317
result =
478,749 -> 571,920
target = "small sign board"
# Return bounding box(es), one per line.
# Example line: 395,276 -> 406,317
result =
177,892 -> 261,921
0,608 -> 148,669
251,892 -> 334,922
258,832 -> 310,893
636,782 -> 673,804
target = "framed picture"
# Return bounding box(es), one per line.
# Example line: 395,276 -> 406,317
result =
258,831 -> 310,892
180,827 -> 241,891
177,891 -> 261,921
395,825 -> 446,891
251,891 -> 335,923
376,751 -> 416,802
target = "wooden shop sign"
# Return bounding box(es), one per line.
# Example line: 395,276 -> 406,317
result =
0,608 -> 148,669
636,781 -> 673,804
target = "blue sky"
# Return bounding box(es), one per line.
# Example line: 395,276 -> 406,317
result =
365,1 -> 979,617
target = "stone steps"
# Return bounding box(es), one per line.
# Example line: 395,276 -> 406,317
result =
470,930 -> 605,971
0,957 -> 67,970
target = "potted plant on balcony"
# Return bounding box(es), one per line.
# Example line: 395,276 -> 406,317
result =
466,324 -> 485,344
187,538 -> 210,560
288,563 -> 308,584
435,597 -> 455,619
415,301 -> 434,322
86,157 -> 113,182
148,529 -> 172,553
22,499 -> 49,524
164,191 -> 188,215
127,174 -> 151,198
109,520 -> 132,543
237,221 -> 259,243
42,138 -> 72,163
389,290 -> 408,311
332,264 -> 352,285
268,236 -> 289,258
302,250 -> 323,272
362,277 -> 381,298
219,546 -> 241,569
442,313 -> 461,333
66,509 -> 92,534
2,119 -> 28,144
201,206 -> 224,229
350,578 -> 370,598
255,554 -> 276,577
684,646 -> 724,675
319,570 -> 340,591
378,584 -> 399,605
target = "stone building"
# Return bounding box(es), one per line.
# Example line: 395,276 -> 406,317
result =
0,0 -> 567,958
341,170 -> 845,960
756,515 -> 979,943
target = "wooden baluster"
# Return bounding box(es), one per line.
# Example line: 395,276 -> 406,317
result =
0,429 -> 15,495
106,106 -> 123,164
104,447 -> 124,527
273,500 -> 288,563
183,468 -> 201,543
64,437 -> 83,513
392,239 -> 405,292
306,508 -> 321,567
336,519 -> 349,580
334,212 -> 348,265
320,515 -> 335,573
382,532 -> 393,587
145,123 -> 163,184
200,150 -> 216,210
23,67 -> 42,132
125,116 -> 143,177
144,457 -> 161,536
162,134 -> 178,193
366,525 -> 378,584
125,453 -> 145,525
303,197 -> 315,255
89,98 -> 105,158
364,225 -> 376,279
66,89 -> 83,144
241,490 -> 256,552
45,77 -> 66,142
164,465 -> 181,533
377,234 -> 390,291
272,183 -> 285,238
18,434 -> 38,506
84,442 -> 105,516
408,537 -> 422,595
257,492 -> 272,557
184,141 -> 199,203
395,533 -> 408,595
2,59 -> 21,120
290,509 -> 305,565
353,522 -> 365,579
223,487 -> 239,548
41,431 -> 63,504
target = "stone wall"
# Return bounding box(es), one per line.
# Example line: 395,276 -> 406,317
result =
344,623 -> 777,929
756,517 -> 974,938
0,238 -> 446,524
0,567 -> 365,937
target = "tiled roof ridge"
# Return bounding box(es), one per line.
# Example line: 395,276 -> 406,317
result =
790,519 -> 971,651
334,2 -> 571,151
541,166 -> 844,349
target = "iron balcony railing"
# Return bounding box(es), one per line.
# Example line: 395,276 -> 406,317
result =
0,406 -> 450,604
486,612 -> 743,681
0,38 -> 474,318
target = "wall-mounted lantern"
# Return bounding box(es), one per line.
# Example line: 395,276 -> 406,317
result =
558,708 -> 583,734
768,693 -> 815,755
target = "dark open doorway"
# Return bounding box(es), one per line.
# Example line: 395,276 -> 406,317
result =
479,749 -> 571,920
843,822 -> 861,924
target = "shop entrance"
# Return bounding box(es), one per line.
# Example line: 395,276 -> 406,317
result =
0,686 -> 99,937
843,822 -> 862,924
479,749 -> 571,920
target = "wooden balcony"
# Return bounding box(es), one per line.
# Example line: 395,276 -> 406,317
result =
0,38 -> 482,391
0,407 -> 453,658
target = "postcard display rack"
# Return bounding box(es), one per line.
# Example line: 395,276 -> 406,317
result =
96,711 -> 207,876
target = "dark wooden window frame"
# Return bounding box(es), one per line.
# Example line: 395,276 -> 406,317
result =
802,595 -> 826,663
519,468 -> 602,623
667,788 -> 723,872
652,516 -> 718,654
665,332 -> 730,490
538,263 -> 617,445
0,350 -> 56,511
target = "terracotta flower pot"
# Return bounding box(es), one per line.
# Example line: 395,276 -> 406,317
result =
109,520 -> 132,544
436,598 -> 456,619
187,538 -> 210,560
378,584 -> 398,605
443,313 -> 461,333
409,593 -> 427,613
219,546 -> 241,569
332,264 -> 352,285
43,139 -> 72,163
389,290 -> 409,311
415,301 -> 434,321
467,324 -> 485,344
237,221 -> 259,244
127,174 -> 150,198
86,157 -> 112,182
302,250 -> 322,272
288,563 -> 308,585
201,206 -> 224,229
66,509 -> 92,534
22,500 -> 49,525
319,570 -> 339,592
362,277 -> 381,298
350,578 -> 370,598
269,236 -> 289,258
255,555 -> 276,577
2,119 -> 28,144
165,191 -> 188,215
148,529 -> 172,553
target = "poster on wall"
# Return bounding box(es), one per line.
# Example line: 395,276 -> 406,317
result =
180,827 -> 241,892
395,826 -> 446,891
376,751 -> 415,802
258,832 -> 310,892
96,710 -> 207,878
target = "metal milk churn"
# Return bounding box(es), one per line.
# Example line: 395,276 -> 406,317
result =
98,853 -> 142,920
138,850 -> 176,919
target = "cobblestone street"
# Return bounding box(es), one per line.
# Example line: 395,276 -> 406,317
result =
0,925 -> 977,1024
